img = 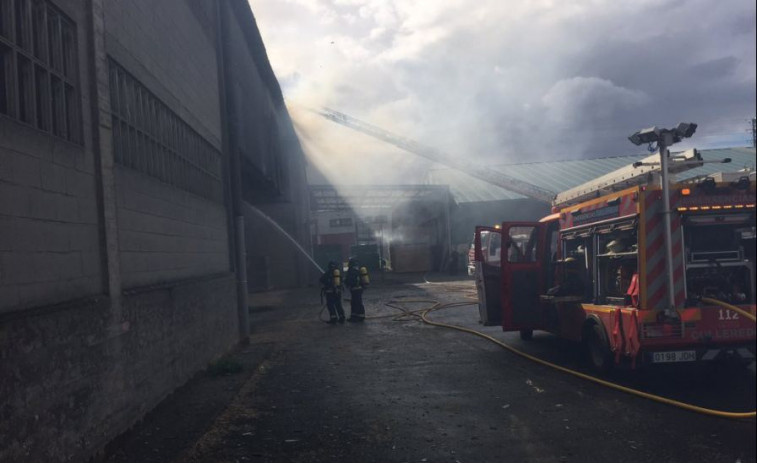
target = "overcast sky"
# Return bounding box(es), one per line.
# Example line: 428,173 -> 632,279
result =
249,0 -> 756,180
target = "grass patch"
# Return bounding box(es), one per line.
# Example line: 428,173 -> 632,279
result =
207,357 -> 243,377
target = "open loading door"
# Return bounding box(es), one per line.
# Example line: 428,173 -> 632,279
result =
474,226 -> 503,326
501,222 -> 546,332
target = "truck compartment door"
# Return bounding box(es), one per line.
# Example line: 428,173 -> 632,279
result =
501,222 -> 546,331
474,226 -> 503,326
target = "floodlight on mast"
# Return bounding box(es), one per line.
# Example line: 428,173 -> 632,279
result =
628,122 -> 697,319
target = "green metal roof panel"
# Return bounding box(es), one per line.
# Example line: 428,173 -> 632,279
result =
427,148 -> 756,203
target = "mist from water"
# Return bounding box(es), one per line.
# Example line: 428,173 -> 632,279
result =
289,104 -> 446,255
289,105 -> 433,187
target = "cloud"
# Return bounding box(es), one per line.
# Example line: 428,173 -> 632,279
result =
250,0 -> 756,182
538,77 -> 651,154
542,77 -> 649,118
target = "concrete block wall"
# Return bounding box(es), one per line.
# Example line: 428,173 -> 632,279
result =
1,0 -> 315,460
103,0 -> 230,288
1,1 -> 240,461
115,166 -> 230,288
0,275 -> 236,463
103,0 -> 221,149
245,202 -> 304,291
0,0 -> 101,314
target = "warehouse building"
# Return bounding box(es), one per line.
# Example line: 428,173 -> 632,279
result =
309,184 -> 453,273
0,0 -> 309,461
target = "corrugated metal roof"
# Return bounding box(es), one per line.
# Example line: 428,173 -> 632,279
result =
427,147 -> 756,203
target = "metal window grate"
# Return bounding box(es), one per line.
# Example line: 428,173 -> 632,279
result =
108,59 -> 223,203
0,0 -> 80,143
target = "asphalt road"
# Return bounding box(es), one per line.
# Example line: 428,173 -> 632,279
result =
105,274 -> 756,463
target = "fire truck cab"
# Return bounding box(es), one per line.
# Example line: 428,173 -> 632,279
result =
474,152 -> 756,370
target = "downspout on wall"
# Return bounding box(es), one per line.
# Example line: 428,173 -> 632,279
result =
216,1 -> 250,344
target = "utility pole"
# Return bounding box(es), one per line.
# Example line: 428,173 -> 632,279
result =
751,117 -> 756,149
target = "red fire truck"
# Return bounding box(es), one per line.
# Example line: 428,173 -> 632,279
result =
474,149 -> 756,370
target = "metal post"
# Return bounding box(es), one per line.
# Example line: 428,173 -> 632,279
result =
658,132 -> 677,317
443,189 -> 452,272
377,223 -> 383,264
235,215 -> 250,342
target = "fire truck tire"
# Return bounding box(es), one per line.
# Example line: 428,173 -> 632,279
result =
519,329 -> 534,341
586,323 -> 613,373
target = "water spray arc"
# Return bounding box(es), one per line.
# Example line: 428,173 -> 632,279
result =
243,203 -> 324,274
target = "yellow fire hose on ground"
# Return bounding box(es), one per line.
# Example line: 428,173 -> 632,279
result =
380,291 -> 756,420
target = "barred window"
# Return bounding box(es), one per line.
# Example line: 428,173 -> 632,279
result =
0,0 -> 80,142
108,59 -> 223,202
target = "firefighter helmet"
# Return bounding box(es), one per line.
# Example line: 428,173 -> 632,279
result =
606,239 -> 626,254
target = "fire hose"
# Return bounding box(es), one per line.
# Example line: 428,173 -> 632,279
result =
380,289 -> 755,420
702,297 -> 756,322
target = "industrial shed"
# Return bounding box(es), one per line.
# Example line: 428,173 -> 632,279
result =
309,185 -> 454,273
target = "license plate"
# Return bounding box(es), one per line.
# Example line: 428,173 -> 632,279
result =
652,350 -> 697,363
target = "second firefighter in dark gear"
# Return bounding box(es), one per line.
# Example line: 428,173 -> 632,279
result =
320,261 -> 345,324
345,257 -> 369,322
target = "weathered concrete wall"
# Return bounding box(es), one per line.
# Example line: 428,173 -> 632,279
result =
245,202 -> 305,291
115,166 -> 230,288
0,0 -> 313,460
0,0 -> 101,314
0,275 -> 236,463
103,0 -> 230,288
0,124 -> 102,312
103,0 -> 221,148
1,1 -> 239,461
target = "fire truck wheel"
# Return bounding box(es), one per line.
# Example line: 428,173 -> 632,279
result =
519,329 -> 533,341
587,323 -> 613,373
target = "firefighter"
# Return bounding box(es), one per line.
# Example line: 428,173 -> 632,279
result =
345,257 -> 369,322
320,261 -> 345,324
